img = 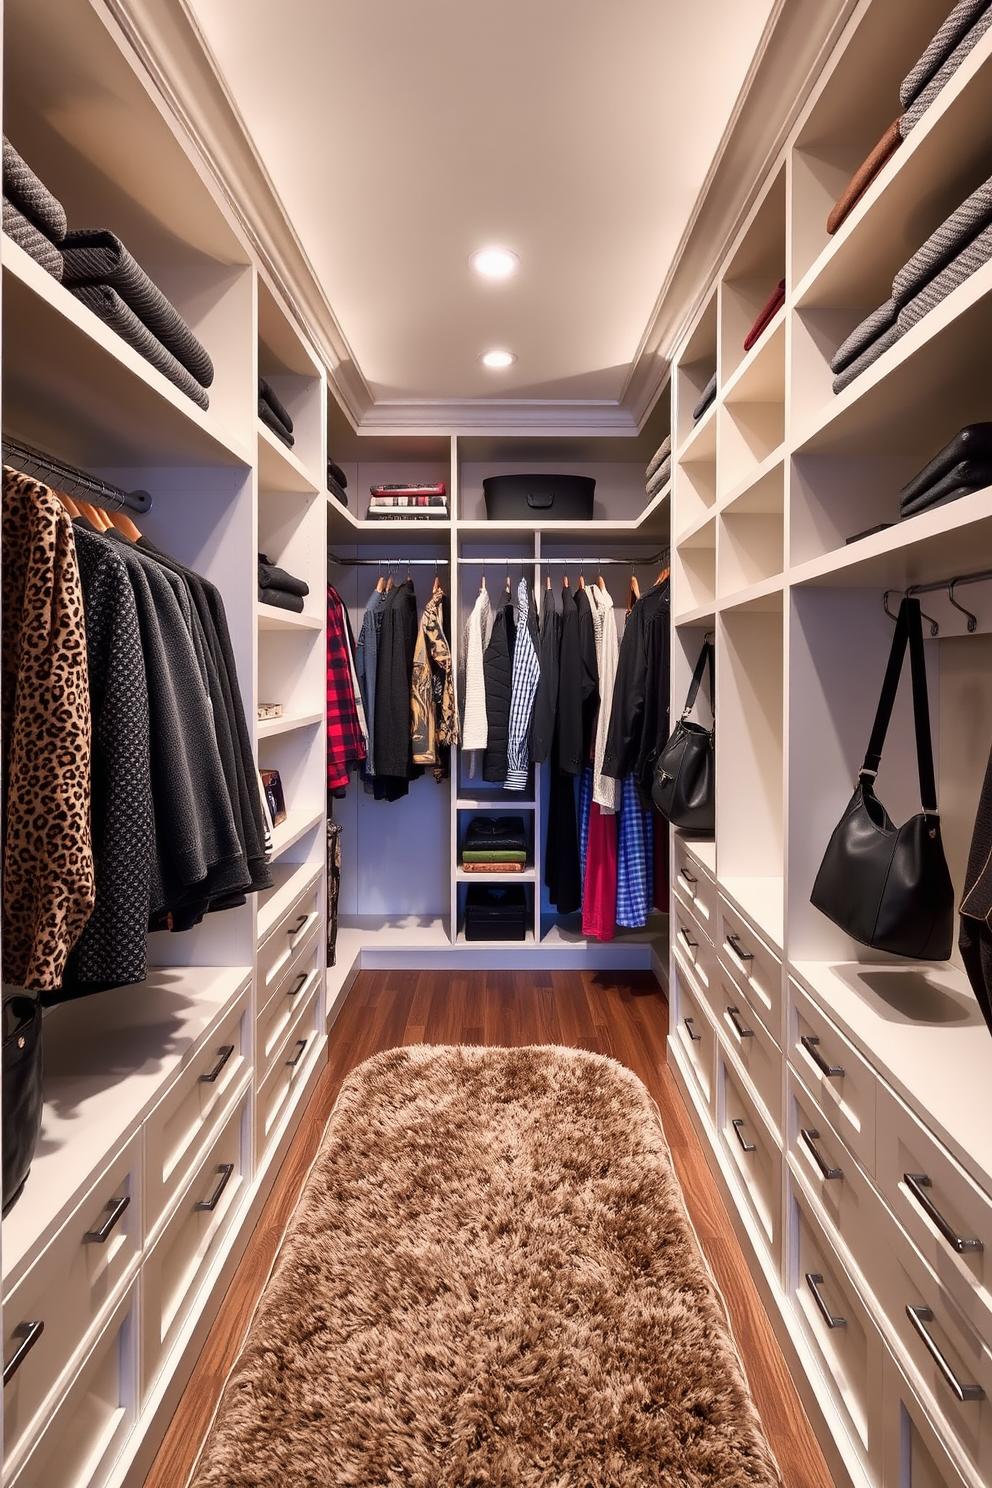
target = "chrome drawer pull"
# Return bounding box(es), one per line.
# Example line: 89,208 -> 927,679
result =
906,1305 -> 985,1402
801,1128 -> 843,1181
726,1006 -> 754,1039
732,1117 -> 755,1153
3,1321 -> 44,1385
683,1017 -> 702,1043
287,971 -> 309,997
678,926 -> 699,951
200,1044 -> 235,1084
904,1173 -> 983,1255
679,866 -> 698,886
83,1194 -> 130,1244
287,913 -> 309,936
800,1034 -> 844,1079
805,1273 -> 845,1329
725,932 -> 754,965
195,1163 -> 235,1213
286,1038 -> 308,1068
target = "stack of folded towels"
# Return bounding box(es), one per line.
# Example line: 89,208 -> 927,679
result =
692,372 -> 717,422
366,481 -> 448,520
258,378 -> 294,447
327,458 -> 349,506
645,435 -> 671,499
826,0 -> 992,236
2,137 -> 66,281
460,815 -> 528,873
898,422 -> 992,520
258,553 -> 310,614
743,279 -> 786,351
831,169 -> 992,393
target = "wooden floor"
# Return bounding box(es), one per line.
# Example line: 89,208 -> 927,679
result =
145,969 -> 835,1488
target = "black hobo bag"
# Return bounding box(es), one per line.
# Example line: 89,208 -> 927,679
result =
810,597 -> 954,960
2,993 -> 44,1215
651,640 -> 714,832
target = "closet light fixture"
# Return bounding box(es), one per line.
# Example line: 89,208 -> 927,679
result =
470,247 -> 519,279
480,349 -> 516,369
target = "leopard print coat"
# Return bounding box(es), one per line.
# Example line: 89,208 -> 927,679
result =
2,468 -> 95,990
411,587 -> 458,778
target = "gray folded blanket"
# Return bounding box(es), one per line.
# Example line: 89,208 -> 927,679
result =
258,377 -> 294,434
258,586 -> 304,614
61,229 -> 214,388
893,176 -> 992,305
646,453 -> 672,497
897,219 -> 992,334
901,0 -> 991,106
900,456 -> 992,516
3,197 -> 63,280
70,282 -> 209,410
2,137 -> 66,241
645,434 -> 672,479
258,555 -> 309,597
901,6 -> 992,134
258,398 -> 294,447
830,297 -> 898,374
692,373 -> 717,421
831,321 -> 902,393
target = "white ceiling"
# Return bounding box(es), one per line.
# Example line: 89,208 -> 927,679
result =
186,0 -> 779,417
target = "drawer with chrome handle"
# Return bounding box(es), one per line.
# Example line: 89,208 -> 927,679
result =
787,1067 -> 878,1266
881,1349 -> 976,1488
257,931 -> 322,1084
143,983 -> 249,1241
673,837 -> 715,929
671,959 -> 715,1111
719,1055 -> 781,1259
718,971 -> 782,1136
257,877 -> 323,992
256,988 -> 323,1162
141,1084 -> 250,1395
672,897 -> 714,994
876,1076 -> 992,1348
788,978 -> 876,1178
717,897 -> 782,1046
2,1134 -> 139,1469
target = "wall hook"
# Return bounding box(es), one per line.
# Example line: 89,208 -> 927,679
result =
948,577 -> 978,633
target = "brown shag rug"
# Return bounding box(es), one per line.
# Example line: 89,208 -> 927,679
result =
190,1045 -> 783,1487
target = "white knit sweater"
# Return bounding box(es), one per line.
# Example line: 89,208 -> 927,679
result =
588,583 -> 620,813
461,585 -> 493,752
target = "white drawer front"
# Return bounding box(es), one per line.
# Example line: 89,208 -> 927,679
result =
3,1136 -> 139,1467
882,1348 -> 975,1488
788,1178 -> 882,1476
255,988 -> 322,1161
789,979 -> 876,1178
718,1055 -> 781,1259
257,876 -> 323,994
716,897 -> 782,1045
672,896 -> 716,995
715,967 -> 782,1136
671,958 -> 716,1110
141,1083 -> 251,1394
256,930 -> 321,1086
787,1068 -> 877,1272
673,837 -> 715,934
144,985 -> 250,1238
877,1077 -> 992,1361
6,1282 -> 137,1488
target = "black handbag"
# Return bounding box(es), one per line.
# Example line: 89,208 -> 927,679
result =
651,640 -> 714,832
2,993 -> 44,1216
810,597 -> 954,960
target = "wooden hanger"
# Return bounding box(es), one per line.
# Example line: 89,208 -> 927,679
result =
596,570 -> 606,591
654,565 -> 670,586
577,572 -> 585,589
54,488 -> 80,519
74,498 -> 109,531
108,509 -> 142,541
375,573 -> 386,593
626,570 -> 640,615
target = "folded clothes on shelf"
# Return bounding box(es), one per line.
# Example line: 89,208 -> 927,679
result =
258,585 -> 305,614
898,422 -> 992,517
900,0 -> 992,135
258,396 -> 293,447
900,458 -> 992,517
327,458 -> 349,504
258,376 -> 294,438
692,373 -> 717,421
368,495 -> 447,508
2,198 -> 63,279
461,862 -> 524,873
61,230 -> 214,387
69,282 -> 210,409
258,553 -> 309,597
369,481 -> 447,498
743,279 -> 786,350
830,298 -> 899,374
645,454 -> 671,498
645,434 -> 671,480
827,120 -> 902,236
462,849 -> 528,863
2,137 -> 67,242
463,815 -> 528,853
365,511 -> 448,521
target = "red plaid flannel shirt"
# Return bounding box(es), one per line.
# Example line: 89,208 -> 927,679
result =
327,585 -> 366,791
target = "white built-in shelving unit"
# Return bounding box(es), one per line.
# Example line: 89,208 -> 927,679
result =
667,4 -> 992,1488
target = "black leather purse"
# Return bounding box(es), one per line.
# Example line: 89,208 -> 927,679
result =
2,993 -> 44,1216
810,597 -> 954,960
651,640 -> 714,832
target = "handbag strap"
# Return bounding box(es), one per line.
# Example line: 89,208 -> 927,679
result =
681,640 -> 714,721
859,597 -> 938,815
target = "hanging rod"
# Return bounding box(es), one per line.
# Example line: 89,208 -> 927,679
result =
2,436 -> 152,514
458,549 -> 669,567
327,550 -> 450,566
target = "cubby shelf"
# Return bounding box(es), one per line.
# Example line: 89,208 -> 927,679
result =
256,710 -> 324,739
257,424 -> 320,494
256,605 -> 324,632
269,809 -> 324,860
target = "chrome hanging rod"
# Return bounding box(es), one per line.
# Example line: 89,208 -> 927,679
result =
327,550 -> 450,566
2,436 -> 152,514
458,550 -> 669,567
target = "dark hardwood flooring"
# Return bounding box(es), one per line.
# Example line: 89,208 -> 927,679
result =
145,969 -> 834,1488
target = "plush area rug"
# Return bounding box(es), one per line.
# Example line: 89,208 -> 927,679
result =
190,1045 -> 783,1487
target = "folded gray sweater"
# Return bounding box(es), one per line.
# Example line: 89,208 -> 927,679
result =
2,137 -> 66,241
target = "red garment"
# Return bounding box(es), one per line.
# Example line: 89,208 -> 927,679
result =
582,803 -> 618,942
327,584 -> 366,792
743,279 -> 786,351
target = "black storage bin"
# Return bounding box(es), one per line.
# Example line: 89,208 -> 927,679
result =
483,473 -> 595,521
464,884 -> 529,941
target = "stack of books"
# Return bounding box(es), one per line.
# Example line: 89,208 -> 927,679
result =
366,481 -> 448,521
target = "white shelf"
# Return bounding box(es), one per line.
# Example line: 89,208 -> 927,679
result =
456,929 -> 536,949
455,868 -> 536,882
677,401 -> 718,463
256,709 -> 324,738
257,422 -> 320,494
719,876 -> 784,954
457,798 -> 535,810
718,575 -> 784,612
673,602 -> 717,628
680,837 -> 716,875
721,315 -> 785,404
269,808 -> 324,859
256,604 -> 324,632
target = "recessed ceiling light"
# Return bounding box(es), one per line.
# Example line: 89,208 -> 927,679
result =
470,247 -> 519,279
480,349 -> 516,368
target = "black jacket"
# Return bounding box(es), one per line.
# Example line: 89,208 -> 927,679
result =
531,584 -> 560,765
483,599 -> 515,783
602,578 -> 671,805
374,579 -> 420,789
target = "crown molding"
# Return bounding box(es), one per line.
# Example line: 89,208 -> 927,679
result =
104,0 -> 856,437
